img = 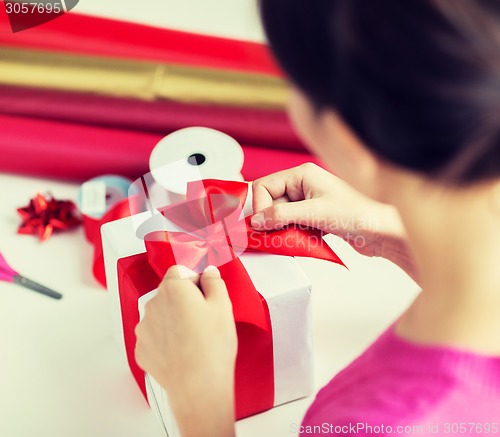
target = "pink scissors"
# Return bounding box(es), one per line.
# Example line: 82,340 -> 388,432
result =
0,252 -> 62,300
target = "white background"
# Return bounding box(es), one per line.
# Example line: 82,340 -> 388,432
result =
0,1 -> 420,436
73,0 -> 265,42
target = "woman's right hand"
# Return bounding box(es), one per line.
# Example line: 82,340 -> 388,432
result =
251,163 -> 411,263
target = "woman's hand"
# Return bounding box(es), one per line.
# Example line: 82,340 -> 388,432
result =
252,163 -> 417,279
135,266 -> 237,437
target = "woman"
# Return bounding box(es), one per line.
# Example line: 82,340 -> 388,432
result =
135,1 -> 500,435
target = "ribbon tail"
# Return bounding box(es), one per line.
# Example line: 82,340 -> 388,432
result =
219,259 -> 275,418
245,218 -> 345,266
88,197 -> 134,288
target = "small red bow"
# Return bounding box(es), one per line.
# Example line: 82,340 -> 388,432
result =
17,193 -> 81,242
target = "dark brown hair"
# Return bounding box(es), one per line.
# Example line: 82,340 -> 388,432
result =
260,0 -> 500,184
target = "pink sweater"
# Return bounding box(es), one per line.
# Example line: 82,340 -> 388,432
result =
301,326 -> 500,436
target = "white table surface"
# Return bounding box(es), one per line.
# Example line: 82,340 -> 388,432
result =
0,2 -> 419,436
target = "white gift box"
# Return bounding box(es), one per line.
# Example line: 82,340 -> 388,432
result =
101,187 -> 315,436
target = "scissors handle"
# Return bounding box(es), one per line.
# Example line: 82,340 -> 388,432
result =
13,275 -> 63,300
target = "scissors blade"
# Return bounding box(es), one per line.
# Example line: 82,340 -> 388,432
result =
13,275 -> 63,300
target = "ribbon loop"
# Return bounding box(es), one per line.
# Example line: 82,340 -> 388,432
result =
145,180 -> 344,275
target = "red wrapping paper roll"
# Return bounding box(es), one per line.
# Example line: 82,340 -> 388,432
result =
0,85 -> 304,152
0,114 -> 322,182
0,12 -> 281,76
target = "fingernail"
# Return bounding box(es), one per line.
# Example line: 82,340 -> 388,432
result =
203,265 -> 221,277
251,212 -> 265,229
166,265 -> 198,279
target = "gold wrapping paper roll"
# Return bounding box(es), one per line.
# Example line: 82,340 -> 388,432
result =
0,47 -> 288,109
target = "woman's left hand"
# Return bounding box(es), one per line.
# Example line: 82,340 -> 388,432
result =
135,265 -> 237,437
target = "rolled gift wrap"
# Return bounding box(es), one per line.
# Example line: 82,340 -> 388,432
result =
0,114 -> 322,182
0,114 -> 159,181
0,84 -> 305,152
0,12 -> 282,75
0,48 -> 287,109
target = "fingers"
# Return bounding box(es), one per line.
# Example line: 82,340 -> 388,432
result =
161,265 -> 230,304
200,266 -> 230,303
154,266 -> 203,310
165,265 -> 200,285
252,177 -> 283,212
251,201 -> 305,230
251,199 -> 320,230
252,164 -> 315,213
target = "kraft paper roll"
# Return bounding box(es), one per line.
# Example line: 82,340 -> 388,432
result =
0,48 -> 288,109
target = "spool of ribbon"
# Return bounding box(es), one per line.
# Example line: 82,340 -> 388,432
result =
148,127 -> 245,206
77,175 -> 141,287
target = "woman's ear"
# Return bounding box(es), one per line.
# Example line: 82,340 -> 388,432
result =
287,87 -> 389,199
321,110 -> 378,186
286,88 -> 324,150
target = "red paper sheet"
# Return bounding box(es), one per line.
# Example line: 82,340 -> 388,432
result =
0,114 -> 320,182
0,11 -> 281,75
0,85 -> 304,152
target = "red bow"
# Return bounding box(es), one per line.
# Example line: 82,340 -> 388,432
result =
144,179 -> 344,278
17,192 -> 81,242
122,179 -> 344,418
143,180 -> 343,329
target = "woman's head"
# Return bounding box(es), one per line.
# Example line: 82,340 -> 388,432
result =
260,0 -> 500,191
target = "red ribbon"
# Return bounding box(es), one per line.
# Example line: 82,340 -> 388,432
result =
145,179 -> 343,274
82,198 -> 135,288
81,177 -> 344,418
118,180 -> 343,418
